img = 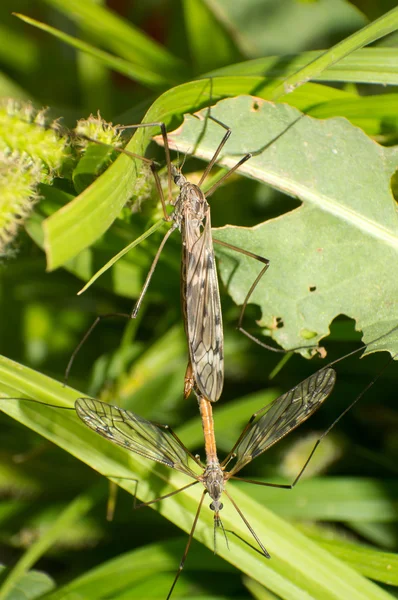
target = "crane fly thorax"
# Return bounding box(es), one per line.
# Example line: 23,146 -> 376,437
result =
181,182 -> 208,225
172,183 -> 208,231
202,462 -> 225,512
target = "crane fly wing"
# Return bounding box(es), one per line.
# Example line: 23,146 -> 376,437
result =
75,398 -> 199,479
183,210 -> 223,402
228,368 -> 337,475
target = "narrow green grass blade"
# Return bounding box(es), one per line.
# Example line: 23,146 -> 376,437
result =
14,14 -> 172,89
40,540 -> 232,599
299,524 -> 398,586
40,0 -> 186,81
239,477 -> 398,522
0,484 -> 103,600
269,7 -> 398,99
0,356 -> 395,600
77,218 -> 166,295
209,48 -> 398,86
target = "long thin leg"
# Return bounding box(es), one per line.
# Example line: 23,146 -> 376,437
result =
131,223 -> 178,317
0,396 -> 75,410
220,398 -> 272,469
225,529 -> 270,557
135,480 -> 200,509
201,113 -> 308,199
214,238 -> 318,354
64,312 -> 130,384
223,488 -> 270,558
197,116 -> 232,187
166,490 -> 207,600
64,121 -> 177,382
213,237 -> 272,335
205,153 -> 253,198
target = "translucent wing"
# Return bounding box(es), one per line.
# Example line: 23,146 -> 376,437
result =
75,398 -> 199,479
183,210 -> 223,402
228,368 -> 336,475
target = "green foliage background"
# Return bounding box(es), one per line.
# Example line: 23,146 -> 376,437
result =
0,1 -> 398,599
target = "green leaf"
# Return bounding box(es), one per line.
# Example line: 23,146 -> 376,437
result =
163,96 -> 398,356
0,356 -> 395,600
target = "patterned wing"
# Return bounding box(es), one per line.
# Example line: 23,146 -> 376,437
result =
182,211 -> 223,402
75,398 -> 199,479
228,368 -> 336,475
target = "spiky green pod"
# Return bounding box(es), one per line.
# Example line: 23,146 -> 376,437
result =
74,113 -> 123,149
0,152 -> 40,255
0,99 -> 70,180
0,100 -> 71,253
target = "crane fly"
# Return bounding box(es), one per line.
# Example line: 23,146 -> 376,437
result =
73,367 -> 336,598
66,115 -> 270,402
1,327 -> 396,597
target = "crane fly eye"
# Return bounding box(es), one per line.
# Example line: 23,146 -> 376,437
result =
209,502 -> 215,511
219,503 -> 223,510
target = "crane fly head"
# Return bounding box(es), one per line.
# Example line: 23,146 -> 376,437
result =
171,164 -> 186,188
203,463 -> 225,519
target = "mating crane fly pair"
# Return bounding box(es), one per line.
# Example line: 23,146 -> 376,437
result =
2,109 -> 396,599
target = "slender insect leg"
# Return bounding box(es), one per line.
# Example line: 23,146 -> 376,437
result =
166,490 -> 207,600
131,222 -> 178,317
134,480 -> 199,509
64,312 -> 130,384
197,114 -> 252,195
223,489 -> 270,558
212,237 -> 277,343
204,152 -> 253,198
214,238 -> 318,353
197,116 -> 232,187
197,115 -> 318,354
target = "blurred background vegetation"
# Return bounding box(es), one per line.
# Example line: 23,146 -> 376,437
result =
0,1 -> 398,599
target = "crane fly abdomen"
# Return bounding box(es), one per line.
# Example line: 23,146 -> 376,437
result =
176,176 -> 224,403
